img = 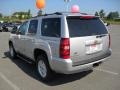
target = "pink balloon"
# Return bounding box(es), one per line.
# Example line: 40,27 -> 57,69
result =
71,5 -> 80,13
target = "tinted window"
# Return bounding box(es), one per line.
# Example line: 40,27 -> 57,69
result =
41,18 -> 61,37
28,20 -> 38,34
18,21 -> 28,35
67,17 -> 108,37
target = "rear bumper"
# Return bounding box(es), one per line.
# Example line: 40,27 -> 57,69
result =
50,49 -> 111,74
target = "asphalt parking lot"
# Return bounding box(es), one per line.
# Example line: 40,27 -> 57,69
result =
0,25 -> 120,90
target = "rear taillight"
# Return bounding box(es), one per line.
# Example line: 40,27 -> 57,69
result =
60,38 -> 70,59
109,34 -> 111,48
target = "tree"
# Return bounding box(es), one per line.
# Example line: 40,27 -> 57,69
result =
99,9 -> 105,18
12,11 -> 32,19
28,9 -> 31,16
107,12 -> 119,19
0,13 -> 3,18
27,9 -> 32,19
95,12 -> 99,16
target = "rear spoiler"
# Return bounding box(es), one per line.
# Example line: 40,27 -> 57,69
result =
67,16 -> 99,19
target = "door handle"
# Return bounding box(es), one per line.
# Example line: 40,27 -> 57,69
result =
22,38 -> 35,42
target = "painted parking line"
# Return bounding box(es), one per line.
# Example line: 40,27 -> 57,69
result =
0,72 -> 20,90
94,68 -> 119,76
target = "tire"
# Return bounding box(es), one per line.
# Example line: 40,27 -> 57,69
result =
9,43 -> 17,59
5,28 -> 8,32
36,54 -> 53,82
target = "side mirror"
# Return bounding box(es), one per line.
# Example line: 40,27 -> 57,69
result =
11,26 -> 18,34
16,30 -> 22,35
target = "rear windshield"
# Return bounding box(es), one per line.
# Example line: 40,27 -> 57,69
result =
67,17 -> 108,37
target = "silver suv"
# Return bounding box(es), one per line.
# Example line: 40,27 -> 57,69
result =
9,12 -> 111,81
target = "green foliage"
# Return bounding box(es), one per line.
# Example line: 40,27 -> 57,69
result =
114,18 -> 120,22
104,19 -> 120,25
95,9 -> 105,18
99,9 -> 105,18
95,12 -> 99,16
12,9 -> 32,19
94,10 -> 120,24
107,12 -> 119,19
0,13 -> 2,18
27,9 -> 32,19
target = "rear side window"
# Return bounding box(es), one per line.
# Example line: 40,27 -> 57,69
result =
41,18 -> 61,37
28,20 -> 38,34
67,17 -> 108,37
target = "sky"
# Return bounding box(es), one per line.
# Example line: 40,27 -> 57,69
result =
0,0 -> 120,16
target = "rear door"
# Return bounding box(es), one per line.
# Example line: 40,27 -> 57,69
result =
41,18 -> 61,59
67,16 -> 109,65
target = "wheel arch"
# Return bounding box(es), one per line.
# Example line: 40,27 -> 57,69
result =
34,48 -> 49,62
9,40 -> 13,45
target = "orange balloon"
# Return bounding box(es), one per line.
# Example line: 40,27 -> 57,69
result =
36,0 -> 45,9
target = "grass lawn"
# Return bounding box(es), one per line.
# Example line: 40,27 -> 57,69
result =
104,19 -> 120,25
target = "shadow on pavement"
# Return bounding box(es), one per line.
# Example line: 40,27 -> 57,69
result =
3,51 -> 92,86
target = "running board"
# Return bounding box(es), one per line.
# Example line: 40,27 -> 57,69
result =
17,54 -> 35,64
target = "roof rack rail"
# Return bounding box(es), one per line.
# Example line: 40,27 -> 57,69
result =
32,12 -> 62,18
32,12 -> 88,18
53,12 -> 88,15
44,12 -> 62,16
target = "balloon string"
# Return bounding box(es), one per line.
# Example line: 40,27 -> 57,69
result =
66,3 -> 68,12
66,2 -> 70,12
